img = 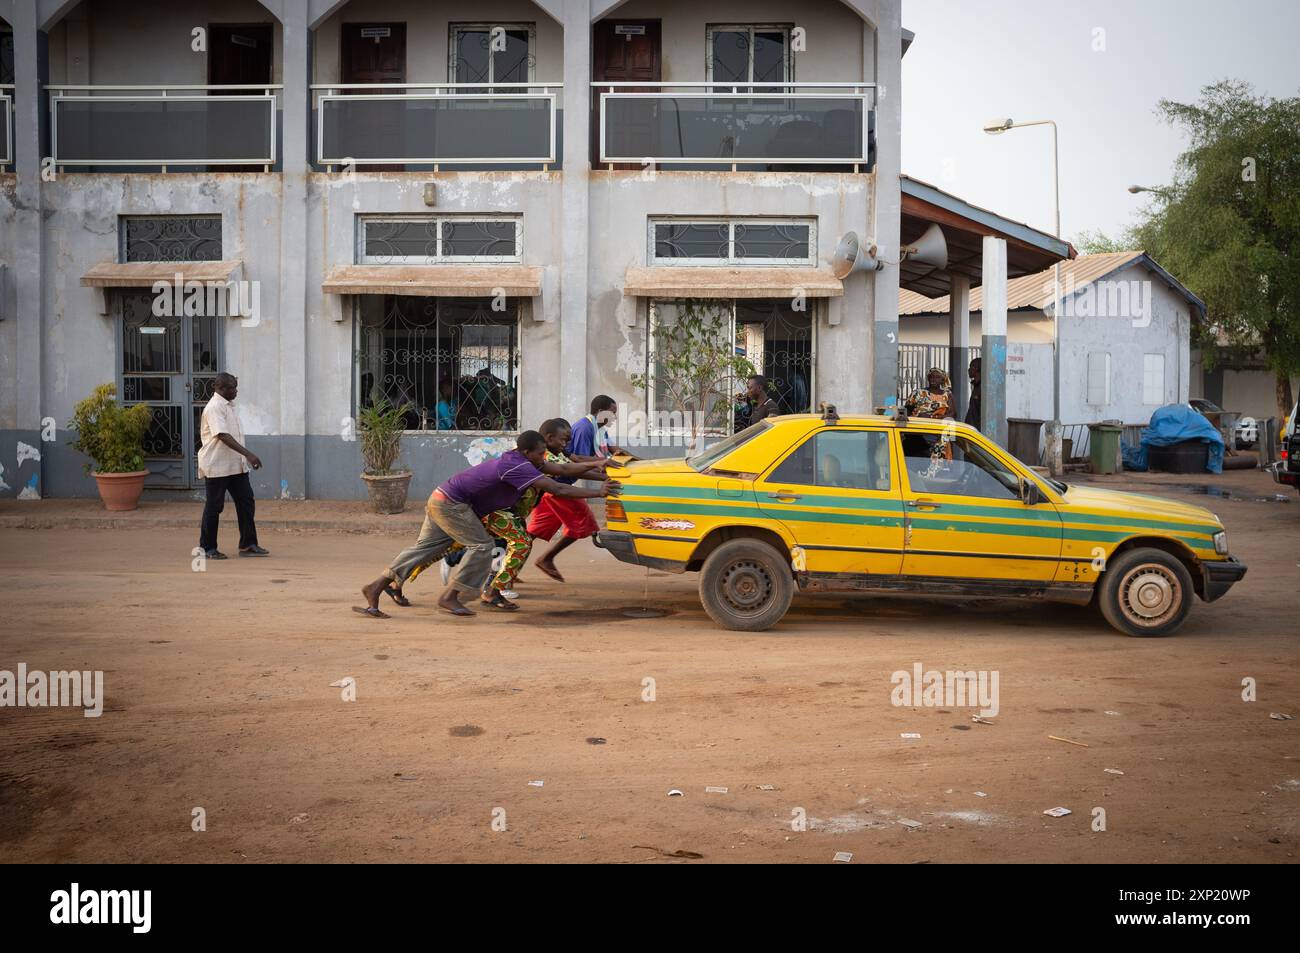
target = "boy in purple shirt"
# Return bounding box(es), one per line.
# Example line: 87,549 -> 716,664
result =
358,430 -> 618,617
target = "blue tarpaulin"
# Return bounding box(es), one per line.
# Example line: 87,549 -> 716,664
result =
1122,404 -> 1224,473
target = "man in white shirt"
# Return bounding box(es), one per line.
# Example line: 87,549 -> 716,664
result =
198,372 -> 268,559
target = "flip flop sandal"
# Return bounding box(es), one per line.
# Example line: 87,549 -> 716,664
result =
480,592 -> 519,611
352,606 -> 390,619
438,603 -> 476,617
382,586 -> 412,607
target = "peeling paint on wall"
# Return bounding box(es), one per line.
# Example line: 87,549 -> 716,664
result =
464,436 -> 511,466
16,441 -> 41,466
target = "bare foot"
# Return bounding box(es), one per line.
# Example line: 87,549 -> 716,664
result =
361,579 -> 388,611
534,560 -> 565,583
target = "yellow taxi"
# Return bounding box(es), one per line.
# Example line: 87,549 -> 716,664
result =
598,407 -> 1246,635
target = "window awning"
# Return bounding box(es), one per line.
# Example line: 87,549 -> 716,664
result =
623,266 -> 843,299
322,265 -> 543,298
80,260 -> 245,288
80,260 -> 246,315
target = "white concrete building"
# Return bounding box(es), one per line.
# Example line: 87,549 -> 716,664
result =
899,250 -> 1205,457
0,0 -> 913,499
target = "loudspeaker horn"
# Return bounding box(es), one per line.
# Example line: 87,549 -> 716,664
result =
831,230 -> 883,279
901,223 -> 948,269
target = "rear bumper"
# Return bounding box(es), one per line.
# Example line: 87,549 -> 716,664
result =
593,530 -> 688,573
1267,460 -> 1299,487
1202,556 -> 1247,603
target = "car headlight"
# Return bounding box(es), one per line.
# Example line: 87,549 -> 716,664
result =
1213,531 -> 1228,555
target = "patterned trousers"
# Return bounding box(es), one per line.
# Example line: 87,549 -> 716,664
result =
481,510 -> 532,591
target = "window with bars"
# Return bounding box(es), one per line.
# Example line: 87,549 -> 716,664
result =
120,215 -> 223,262
450,23 -> 536,87
647,298 -> 814,434
359,216 -> 521,264
356,295 -> 520,433
650,218 -> 815,266
706,24 -> 794,89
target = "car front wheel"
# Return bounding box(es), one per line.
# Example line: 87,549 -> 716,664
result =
1098,547 -> 1194,636
698,538 -> 794,631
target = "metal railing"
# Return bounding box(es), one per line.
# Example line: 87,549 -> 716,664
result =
593,81 -> 875,169
0,86 -> 12,170
47,84 -> 281,170
312,83 -> 558,168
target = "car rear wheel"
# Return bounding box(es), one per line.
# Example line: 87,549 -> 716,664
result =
698,538 -> 794,631
1098,547 -> 1194,637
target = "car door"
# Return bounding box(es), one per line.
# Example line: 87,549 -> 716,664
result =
897,426 -> 1062,583
755,428 -> 904,577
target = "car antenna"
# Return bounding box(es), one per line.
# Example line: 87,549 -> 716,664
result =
819,402 -> 840,425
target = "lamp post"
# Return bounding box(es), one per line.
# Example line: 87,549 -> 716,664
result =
984,117 -> 1064,476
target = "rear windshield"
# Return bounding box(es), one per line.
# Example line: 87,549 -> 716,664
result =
688,421 -> 772,472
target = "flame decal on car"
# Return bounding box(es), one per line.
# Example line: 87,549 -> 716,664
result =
639,517 -> 696,532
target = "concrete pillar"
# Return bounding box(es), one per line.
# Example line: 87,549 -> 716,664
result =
10,0 -> 45,497
868,5 -> 901,413
558,0 -> 590,419
980,236 -> 1007,448
948,272 -> 970,422
275,4 -> 309,498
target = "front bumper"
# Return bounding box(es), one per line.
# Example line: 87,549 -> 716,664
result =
1202,556 -> 1247,603
593,530 -> 687,573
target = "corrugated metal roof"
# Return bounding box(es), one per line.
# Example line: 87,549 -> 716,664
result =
899,250 -> 1146,315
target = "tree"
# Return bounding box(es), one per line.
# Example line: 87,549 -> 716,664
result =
631,300 -> 756,453
1129,80 -> 1300,420
1073,228 -> 1131,255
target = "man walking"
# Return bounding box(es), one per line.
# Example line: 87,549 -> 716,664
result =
197,372 -> 268,559
358,430 -> 618,618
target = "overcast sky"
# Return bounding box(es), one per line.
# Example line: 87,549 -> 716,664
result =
901,0 -> 1300,247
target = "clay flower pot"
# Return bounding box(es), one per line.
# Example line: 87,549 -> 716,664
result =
362,470 -> 413,514
93,470 -> 148,511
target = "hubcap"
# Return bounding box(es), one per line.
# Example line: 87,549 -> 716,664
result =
1120,564 -> 1180,625
720,559 -> 773,614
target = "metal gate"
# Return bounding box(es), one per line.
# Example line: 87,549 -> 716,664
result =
897,343 -> 980,403
117,290 -> 222,488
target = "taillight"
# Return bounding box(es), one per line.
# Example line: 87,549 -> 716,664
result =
604,499 -> 627,522
1283,449 -> 1289,460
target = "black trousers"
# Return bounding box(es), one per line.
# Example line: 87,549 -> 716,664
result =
199,472 -> 258,553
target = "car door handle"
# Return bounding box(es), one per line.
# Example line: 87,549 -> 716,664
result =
766,490 -> 802,501
907,499 -> 942,509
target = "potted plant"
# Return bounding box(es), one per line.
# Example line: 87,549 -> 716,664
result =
67,383 -> 154,511
359,397 -> 415,514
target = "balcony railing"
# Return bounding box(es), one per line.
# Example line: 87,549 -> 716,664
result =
594,82 -> 876,169
312,83 -> 558,168
48,85 -> 281,170
0,86 -> 12,170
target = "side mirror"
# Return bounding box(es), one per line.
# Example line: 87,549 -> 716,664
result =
1019,478 -> 1042,506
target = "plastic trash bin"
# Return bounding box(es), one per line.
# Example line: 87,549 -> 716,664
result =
1087,422 -> 1123,474
1006,418 -> 1045,466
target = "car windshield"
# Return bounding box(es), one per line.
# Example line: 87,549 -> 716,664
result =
688,421 -> 771,472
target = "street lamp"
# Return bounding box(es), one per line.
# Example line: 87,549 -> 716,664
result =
1128,184 -> 1172,196
983,117 -> 1064,477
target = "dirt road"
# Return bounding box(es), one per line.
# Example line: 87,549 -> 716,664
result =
1,469 -> 1295,863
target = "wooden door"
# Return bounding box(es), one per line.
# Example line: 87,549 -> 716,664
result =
592,20 -> 661,169
341,24 -> 407,170
208,24 -> 273,171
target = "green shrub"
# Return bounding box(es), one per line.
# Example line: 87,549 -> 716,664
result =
67,383 -> 154,474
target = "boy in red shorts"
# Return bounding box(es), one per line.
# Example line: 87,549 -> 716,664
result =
528,417 -> 606,583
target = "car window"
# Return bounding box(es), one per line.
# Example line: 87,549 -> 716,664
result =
769,430 -> 892,491
688,421 -> 771,471
901,432 -> 1019,500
